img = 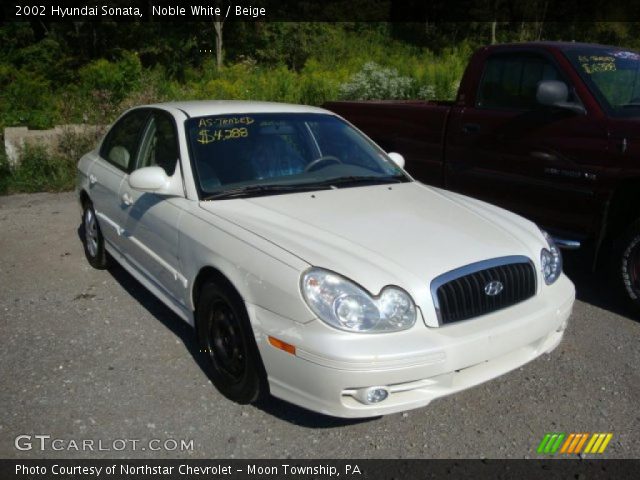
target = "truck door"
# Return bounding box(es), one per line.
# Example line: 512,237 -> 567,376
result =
445,51 -> 607,239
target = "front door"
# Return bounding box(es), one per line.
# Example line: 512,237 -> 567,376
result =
445,51 -> 607,238
119,110 -> 187,308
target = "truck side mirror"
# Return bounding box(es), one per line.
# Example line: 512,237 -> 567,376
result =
536,80 -> 586,115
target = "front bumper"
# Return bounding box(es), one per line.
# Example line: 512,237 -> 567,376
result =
248,274 -> 575,418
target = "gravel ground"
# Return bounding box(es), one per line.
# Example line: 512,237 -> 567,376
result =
0,192 -> 638,459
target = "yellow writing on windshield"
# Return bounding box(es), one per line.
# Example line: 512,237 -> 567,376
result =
198,116 -> 254,128
578,55 -> 616,74
197,127 -> 249,144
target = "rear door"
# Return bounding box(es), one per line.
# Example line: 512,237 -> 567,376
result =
445,50 -> 607,238
90,109 -> 149,253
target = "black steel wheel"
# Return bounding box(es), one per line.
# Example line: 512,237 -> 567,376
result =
196,280 -> 267,403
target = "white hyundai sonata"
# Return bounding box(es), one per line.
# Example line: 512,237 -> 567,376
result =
77,101 -> 574,418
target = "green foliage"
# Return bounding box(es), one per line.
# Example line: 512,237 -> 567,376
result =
12,38 -> 71,84
78,51 -> 142,104
7,144 -> 76,193
0,71 -> 56,129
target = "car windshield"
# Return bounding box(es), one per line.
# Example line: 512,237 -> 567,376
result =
564,47 -> 640,117
186,113 -> 409,198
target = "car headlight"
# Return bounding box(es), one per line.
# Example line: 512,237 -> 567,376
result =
301,268 -> 417,333
540,229 -> 562,285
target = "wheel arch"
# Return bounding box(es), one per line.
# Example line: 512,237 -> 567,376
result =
593,178 -> 640,270
191,265 -> 245,314
606,179 -> 640,237
79,189 -> 91,208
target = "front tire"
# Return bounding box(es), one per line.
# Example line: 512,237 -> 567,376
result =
196,280 -> 267,404
82,202 -> 109,270
613,219 -> 640,315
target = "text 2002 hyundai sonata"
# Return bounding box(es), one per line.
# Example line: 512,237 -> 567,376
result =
77,101 -> 575,418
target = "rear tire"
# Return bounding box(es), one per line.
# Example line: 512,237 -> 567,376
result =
82,201 -> 109,270
613,219 -> 640,315
196,280 -> 267,404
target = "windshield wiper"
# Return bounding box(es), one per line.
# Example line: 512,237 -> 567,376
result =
202,183 -> 332,200
621,103 -> 640,108
202,175 -> 406,200
310,175 -> 407,188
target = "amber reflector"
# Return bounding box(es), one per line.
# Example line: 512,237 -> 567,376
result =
268,336 -> 296,355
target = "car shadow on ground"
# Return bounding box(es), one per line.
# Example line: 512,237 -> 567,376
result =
562,251 -> 636,321
102,255 -> 374,428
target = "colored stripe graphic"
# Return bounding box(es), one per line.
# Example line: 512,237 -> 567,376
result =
537,433 -> 565,454
584,433 -> 613,454
540,432 -> 613,455
560,433 -> 575,453
575,433 -> 589,453
537,434 -> 551,453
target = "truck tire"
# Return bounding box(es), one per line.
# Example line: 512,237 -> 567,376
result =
613,219 -> 640,315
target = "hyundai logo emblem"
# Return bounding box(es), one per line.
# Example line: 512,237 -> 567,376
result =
484,280 -> 504,296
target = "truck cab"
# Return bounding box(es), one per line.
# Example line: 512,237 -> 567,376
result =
326,42 -> 640,313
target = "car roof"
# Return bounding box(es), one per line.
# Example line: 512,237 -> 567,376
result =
144,100 -> 331,118
485,41 -> 636,52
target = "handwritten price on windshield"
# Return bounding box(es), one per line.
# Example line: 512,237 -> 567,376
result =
197,127 -> 248,144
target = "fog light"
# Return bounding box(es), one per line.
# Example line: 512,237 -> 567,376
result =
354,386 -> 389,405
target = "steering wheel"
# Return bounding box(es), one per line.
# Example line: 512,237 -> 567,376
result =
304,155 -> 342,172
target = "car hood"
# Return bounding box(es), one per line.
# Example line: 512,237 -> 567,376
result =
199,182 -> 545,326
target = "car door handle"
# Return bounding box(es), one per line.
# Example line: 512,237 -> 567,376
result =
462,123 -> 481,134
89,174 -> 97,185
121,193 -> 133,207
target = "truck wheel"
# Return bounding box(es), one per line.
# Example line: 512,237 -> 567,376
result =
82,202 -> 109,270
196,280 -> 268,404
614,219 -> 640,314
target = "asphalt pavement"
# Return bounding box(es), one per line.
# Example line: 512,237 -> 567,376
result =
0,192 -> 638,459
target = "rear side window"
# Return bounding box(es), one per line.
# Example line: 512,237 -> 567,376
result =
100,109 -> 149,171
477,54 -> 562,110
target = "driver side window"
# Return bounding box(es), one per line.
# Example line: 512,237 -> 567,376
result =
477,54 -> 564,110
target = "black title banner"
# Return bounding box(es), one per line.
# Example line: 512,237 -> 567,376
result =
1,459 -> 639,480
2,0 -> 640,22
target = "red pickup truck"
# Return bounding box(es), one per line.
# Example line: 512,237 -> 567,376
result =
325,41 -> 640,313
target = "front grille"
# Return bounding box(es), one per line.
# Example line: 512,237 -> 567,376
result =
431,256 -> 536,325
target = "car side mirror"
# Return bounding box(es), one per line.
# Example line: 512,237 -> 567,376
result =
536,80 -> 586,115
387,152 -> 405,169
128,166 -> 170,193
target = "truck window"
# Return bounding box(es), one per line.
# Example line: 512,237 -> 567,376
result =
477,54 -> 562,110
